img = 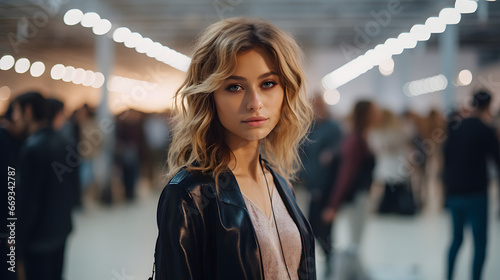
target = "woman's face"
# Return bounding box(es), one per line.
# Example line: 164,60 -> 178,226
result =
213,48 -> 284,146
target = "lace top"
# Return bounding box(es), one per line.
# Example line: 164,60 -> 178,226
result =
242,184 -> 302,280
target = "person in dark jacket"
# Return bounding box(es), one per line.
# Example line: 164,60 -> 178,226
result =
15,92 -> 77,280
299,95 -> 342,277
443,90 -> 500,280
152,18 -> 316,280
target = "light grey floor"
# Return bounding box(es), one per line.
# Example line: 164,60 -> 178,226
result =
64,181 -> 500,280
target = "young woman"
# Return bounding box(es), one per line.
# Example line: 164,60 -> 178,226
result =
152,17 -> 315,280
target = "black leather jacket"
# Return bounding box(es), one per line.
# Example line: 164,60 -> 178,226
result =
154,159 -> 316,279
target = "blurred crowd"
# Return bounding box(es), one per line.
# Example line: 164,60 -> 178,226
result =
0,91 -> 173,280
298,90 -> 500,280
1,89 -> 499,280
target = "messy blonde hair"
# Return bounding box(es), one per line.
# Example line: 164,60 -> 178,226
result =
166,17 -> 312,190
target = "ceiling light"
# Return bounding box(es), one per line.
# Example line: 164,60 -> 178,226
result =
63,9 -> 83,25
457,69 -> 473,86
0,55 -> 15,70
92,19 -> 112,35
14,58 -> 30,74
81,12 -> 100,28
439,8 -> 461,25
30,61 -> 45,77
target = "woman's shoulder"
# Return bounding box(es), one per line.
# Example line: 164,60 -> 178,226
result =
165,167 -> 216,192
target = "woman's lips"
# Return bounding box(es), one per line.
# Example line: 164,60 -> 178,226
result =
242,118 -> 268,127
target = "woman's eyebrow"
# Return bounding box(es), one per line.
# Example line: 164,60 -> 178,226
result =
226,71 -> 279,81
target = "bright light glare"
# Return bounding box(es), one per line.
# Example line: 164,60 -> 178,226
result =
113,27 -> 131,43
124,32 -> 142,48
410,24 -> 431,41
92,19 -> 112,35
81,12 -> 100,28
439,8 -> 461,25
92,72 -> 105,88
457,69 -> 473,86
14,58 -> 30,74
455,0 -> 478,14
379,58 -> 395,76
63,9 -> 83,25
30,61 -> 45,77
0,55 -> 15,70
50,64 -> 66,80
62,66 -> 76,82
425,17 -> 446,33
323,90 -> 340,105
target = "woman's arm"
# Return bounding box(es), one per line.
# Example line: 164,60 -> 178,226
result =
155,184 -> 206,280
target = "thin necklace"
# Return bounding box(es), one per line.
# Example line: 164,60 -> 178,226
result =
259,156 -> 292,280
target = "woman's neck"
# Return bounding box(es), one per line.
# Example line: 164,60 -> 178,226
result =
227,139 -> 262,181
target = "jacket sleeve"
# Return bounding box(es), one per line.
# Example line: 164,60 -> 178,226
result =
17,146 -> 45,258
155,183 -> 206,280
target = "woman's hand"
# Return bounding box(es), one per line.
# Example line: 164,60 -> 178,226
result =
322,207 -> 336,223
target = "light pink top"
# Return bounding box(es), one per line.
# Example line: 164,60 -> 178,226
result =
242,184 -> 302,280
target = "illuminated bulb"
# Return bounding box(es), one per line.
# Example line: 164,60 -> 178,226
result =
113,27 -> 131,43
124,32 -> 142,48
136,37 -> 154,53
397,33 -> 417,49
410,24 -> 431,41
30,61 -> 45,77
457,69 -> 473,86
425,17 -> 446,33
439,8 -> 461,25
92,19 -> 112,35
63,9 -> 83,25
62,66 -> 76,82
379,58 -> 394,76
146,42 -> 163,58
14,58 -> 30,74
323,89 -> 340,106
92,72 -> 105,88
72,68 -> 86,84
50,64 -> 66,80
455,0 -> 478,14
82,70 -> 95,86
0,55 -> 15,70
81,12 -> 100,28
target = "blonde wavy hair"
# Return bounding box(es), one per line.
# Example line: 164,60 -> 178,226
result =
166,17 -> 312,190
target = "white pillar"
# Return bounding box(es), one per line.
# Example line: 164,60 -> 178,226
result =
439,24 -> 458,113
95,32 -> 115,204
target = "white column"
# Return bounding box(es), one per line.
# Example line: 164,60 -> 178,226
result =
95,32 -> 115,204
439,24 -> 458,112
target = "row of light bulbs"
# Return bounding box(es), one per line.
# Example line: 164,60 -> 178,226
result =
322,0 -> 479,90
0,54 -> 162,94
63,9 -> 191,72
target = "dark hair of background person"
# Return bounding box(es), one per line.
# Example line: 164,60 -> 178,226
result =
15,91 -> 47,122
46,98 -> 64,124
472,90 -> 491,110
352,100 -> 374,132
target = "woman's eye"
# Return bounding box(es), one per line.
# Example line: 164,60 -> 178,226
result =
226,85 -> 243,92
262,81 -> 277,89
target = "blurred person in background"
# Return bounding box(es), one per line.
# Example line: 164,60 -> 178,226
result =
299,94 -> 342,277
402,110 -> 429,209
144,111 -> 171,188
115,109 -> 147,202
153,17 -> 316,280
443,90 -> 500,280
15,92 -> 77,280
322,100 -> 380,280
369,109 -> 415,215
0,98 -> 26,280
